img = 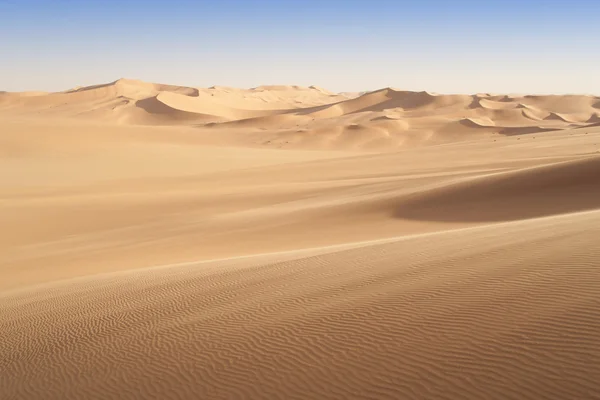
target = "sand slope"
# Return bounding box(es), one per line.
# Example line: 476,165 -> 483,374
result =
396,156 -> 600,222
2,80 -> 600,399
3,210 -> 600,400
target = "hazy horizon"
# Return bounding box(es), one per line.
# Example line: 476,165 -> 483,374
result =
2,0 -> 599,94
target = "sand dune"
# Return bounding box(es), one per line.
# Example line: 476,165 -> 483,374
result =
2,80 -> 599,150
459,117 -> 496,128
0,79 -> 349,128
544,112 -> 577,123
2,79 -> 600,399
477,98 -> 521,110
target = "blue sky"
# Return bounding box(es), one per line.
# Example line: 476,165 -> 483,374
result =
1,0 -> 598,93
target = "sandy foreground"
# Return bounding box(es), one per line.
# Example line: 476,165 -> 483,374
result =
1,80 -> 600,399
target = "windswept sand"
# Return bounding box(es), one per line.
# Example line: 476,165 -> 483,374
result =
1,80 -> 600,399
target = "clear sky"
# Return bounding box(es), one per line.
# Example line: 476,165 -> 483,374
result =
1,0 -> 598,94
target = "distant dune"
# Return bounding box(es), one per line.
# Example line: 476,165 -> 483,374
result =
2,79 -> 599,150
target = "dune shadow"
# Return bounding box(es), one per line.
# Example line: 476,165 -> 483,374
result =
135,97 -> 174,115
499,126 -> 561,136
394,156 -> 600,223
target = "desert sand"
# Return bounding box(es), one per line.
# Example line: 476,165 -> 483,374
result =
1,79 -> 600,399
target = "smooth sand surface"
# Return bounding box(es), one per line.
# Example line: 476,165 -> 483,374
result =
2,80 -> 600,399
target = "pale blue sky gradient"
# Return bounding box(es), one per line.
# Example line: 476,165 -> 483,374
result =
1,0 -> 598,93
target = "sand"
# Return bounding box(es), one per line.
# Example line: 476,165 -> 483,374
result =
1,79 -> 600,399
